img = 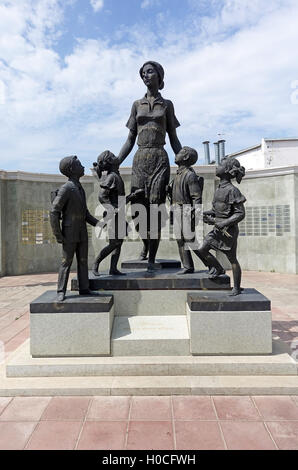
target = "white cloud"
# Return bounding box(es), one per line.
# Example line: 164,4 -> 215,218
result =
0,80 -> 5,104
141,0 -> 160,8
90,0 -> 104,12
1,0 -> 298,172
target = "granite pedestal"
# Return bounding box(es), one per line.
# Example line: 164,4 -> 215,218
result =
186,289 -> 272,355
30,291 -> 114,357
71,269 -> 231,318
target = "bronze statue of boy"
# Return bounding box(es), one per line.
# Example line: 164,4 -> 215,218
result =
168,146 -> 205,274
50,156 -> 99,301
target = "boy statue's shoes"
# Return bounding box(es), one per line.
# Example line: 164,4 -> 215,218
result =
208,268 -> 226,279
139,252 -> 148,260
147,262 -> 159,273
92,269 -> 101,277
178,268 -> 194,275
57,292 -> 65,302
109,269 -> 126,276
79,289 -> 99,296
229,287 -> 244,296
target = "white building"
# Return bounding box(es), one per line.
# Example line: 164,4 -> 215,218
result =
228,138 -> 298,170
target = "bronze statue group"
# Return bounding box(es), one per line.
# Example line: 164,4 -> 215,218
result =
50,61 -> 246,302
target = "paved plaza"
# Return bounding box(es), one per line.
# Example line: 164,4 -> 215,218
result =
0,271 -> 297,450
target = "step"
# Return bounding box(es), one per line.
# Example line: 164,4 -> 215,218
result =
111,316 -> 190,356
1,366 -> 298,396
121,259 -> 181,270
71,269 -> 231,291
6,340 -> 297,378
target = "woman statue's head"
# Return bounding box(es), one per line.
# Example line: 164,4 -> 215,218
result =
139,61 -> 164,90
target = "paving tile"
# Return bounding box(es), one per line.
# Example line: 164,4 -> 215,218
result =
0,314 -> 29,344
26,421 -> 82,450
220,421 -> 276,450
77,421 -> 127,450
127,421 -> 174,450
253,396 -> 298,420
172,396 -> 216,421
0,397 -> 12,416
266,421 -> 298,450
0,397 -> 51,422
130,396 -> 171,421
0,422 -> 36,450
291,396 -> 298,407
213,396 -> 260,421
4,326 -> 30,354
87,396 -> 130,421
175,421 -> 225,450
41,397 -> 90,421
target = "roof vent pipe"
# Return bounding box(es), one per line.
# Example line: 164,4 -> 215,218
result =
213,141 -> 220,165
202,141 -> 210,164
218,140 -> 226,160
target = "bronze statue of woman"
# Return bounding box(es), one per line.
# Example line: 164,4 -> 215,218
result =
117,61 -> 182,272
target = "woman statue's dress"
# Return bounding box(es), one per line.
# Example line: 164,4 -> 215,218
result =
126,92 -> 180,205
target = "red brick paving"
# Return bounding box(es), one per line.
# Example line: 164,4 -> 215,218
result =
0,421 -> 37,450
41,396 -> 91,421
265,421 -> 298,450
172,396 -> 216,421
25,420 -> 82,450
130,396 -> 172,421
175,421 -> 225,450
0,395 -> 296,449
213,396 -> 261,421
0,270 -> 297,449
127,421 -> 174,450
220,421 -> 277,450
0,397 -> 51,422
87,396 -> 130,421
77,421 -> 128,450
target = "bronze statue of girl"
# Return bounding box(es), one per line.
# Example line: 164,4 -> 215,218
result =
200,157 -> 246,296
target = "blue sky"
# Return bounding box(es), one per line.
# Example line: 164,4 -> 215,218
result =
1,0 -> 298,173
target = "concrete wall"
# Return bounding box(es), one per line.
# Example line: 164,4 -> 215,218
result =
233,146 -> 263,170
231,139 -> 298,170
0,165 -> 298,276
0,174 -> 6,276
236,168 -> 297,273
0,171 -> 95,276
264,139 -> 298,168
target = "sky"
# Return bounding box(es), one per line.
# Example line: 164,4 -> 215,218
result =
1,0 -> 298,173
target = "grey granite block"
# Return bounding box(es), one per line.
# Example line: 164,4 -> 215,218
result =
30,290 -> 113,313
187,288 -> 270,311
187,302 -> 272,355
30,291 -> 114,357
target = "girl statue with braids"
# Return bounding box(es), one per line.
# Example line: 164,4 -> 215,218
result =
199,157 -> 246,296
